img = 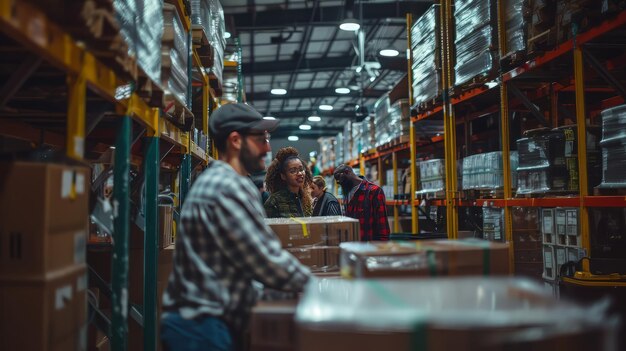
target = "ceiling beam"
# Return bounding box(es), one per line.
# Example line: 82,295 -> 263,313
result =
242,56 -> 355,75
249,87 -> 387,101
271,110 -> 358,119
272,126 -> 344,139
230,2 -> 430,28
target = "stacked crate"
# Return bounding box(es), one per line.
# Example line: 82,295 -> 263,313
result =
162,4 -> 190,106
541,208 -> 585,284
0,162 -> 90,351
453,0 -> 498,86
410,5 -> 441,107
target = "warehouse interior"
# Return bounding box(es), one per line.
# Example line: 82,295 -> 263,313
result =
1,0 -> 626,350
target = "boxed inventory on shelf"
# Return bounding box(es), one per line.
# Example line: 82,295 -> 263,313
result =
130,205 -> 175,249
0,265 -> 88,351
599,104 -> 626,188
453,0 -> 498,86
482,207 -> 504,241
417,159 -> 445,194
286,246 -> 340,273
342,121 -> 352,162
339,239 -> 510,278
190,0 -> 226,85
0,161 -> 89,279
162,4 -> 190,107
265,216 -> 360,248
296,277 -> 617,351
502,0 -> 525,59
351,121 -> 363,160
461,151 -> 519,190
411,5 -> 441,106
374,98 -> 410,147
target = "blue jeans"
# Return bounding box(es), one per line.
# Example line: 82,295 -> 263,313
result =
161,312 -> 233,351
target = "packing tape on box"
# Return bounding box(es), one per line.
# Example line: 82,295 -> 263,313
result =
414,242 -> 439,276
289,217 -> 309,238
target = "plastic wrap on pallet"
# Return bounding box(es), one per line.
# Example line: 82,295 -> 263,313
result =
375,99 -> 410,147
504,0 -> 526,56
191,0 -> 226,84
411,5 -> 440,105
600,104 -> 626,145
115,0 -> 163,85
599,106 -> 626,188
163,4 -> 189,105
417,159 -> 445,194
462,151 -> 519,190
454,0 -> 495,86
374,94 -> 390,121
335,132 -> 344,165
343,121 -> 352,163
351,122 -> 363,160
359,117 -> 374,153
296,277 -> 617,351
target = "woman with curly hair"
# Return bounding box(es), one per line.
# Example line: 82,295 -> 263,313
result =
264,147 -> 313,218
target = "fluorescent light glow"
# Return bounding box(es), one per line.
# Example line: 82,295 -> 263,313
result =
319,104 -> 333,111
485,81 -> 499,89
335,87 -> 350,94
263,116 -> 276,120
339,20 -> 360,32
288,136 -> 299,141
308,116 -> 321,122
271,88 -> 287,95
369,76 -> 376,82
224,31 -> 232,39
299,124 -> 312,130
380,49 -> 399,57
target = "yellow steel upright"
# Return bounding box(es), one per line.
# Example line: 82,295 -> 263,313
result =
442,0 -> 458,239
392,151 -> 400,232
497,0 -> 514,272
67,71 -> 86,160
202,79 -> 209,161
407,12 -> 419,234
573,45 -> 591,256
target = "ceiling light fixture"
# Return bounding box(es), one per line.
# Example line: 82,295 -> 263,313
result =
308,116 -> 321,122
379,49 -> 399,57
319,104 -> 333,111
339,18 -> 360,32
224,31 -> 232,39
270,88 -> 287,95
299,124 -> 312,130
288,136 -> 299,141
263,116 -> 276,120
335,87 -> 350,94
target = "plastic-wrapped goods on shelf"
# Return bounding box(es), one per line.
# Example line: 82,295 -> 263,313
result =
374,94 -> 390,121
351,122 -> 363,161
359,117 -> 375,153
318,137 -> 335,172
599,105 -> 626,188
343,121 -> 352,163
191,0 -> 226,84
453,0 -> 497,86
335,132 -> 344,166
339,240 -> 510,278
411,5 -> 441,106
503,0 -> 526,57
483,207 -> 504,241
115,0 -> 163,85
375,99 -> 411,147
516,130 -> 567,194
296,277 -> 618,351
417,159 -> 445,194
462,151 -> 519,190
162,4 -> 189,105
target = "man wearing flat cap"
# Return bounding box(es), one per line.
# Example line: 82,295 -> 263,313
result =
161,103 -> 311,351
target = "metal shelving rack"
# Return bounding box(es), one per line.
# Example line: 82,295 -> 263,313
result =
405,1 -> 626,283
0,0 -> 217,349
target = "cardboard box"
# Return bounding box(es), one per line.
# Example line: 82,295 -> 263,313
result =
286,246 -> 340,273
0,265 -> 87,351
250,300 -> 298,351
565,208 -> 580,246
0,162 -> 89,278
543,244 -> 555,281
266,216 -> 359,248
339,239 -> 510,278
128,245 -> 175,305
129,205 -> 174,249
541,208 -> 555,244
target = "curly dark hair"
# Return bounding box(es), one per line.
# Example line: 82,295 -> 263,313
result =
265,147 -> 313,211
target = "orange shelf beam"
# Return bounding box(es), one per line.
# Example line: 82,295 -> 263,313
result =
412,105 -> 443,123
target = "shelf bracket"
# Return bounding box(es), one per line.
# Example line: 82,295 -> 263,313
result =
0,55 -> 41,108
508,83 -> 548,126
582,47 -> 626,101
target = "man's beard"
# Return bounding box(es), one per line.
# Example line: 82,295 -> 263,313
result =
339,181 -> 352,198
241,140 -> 265,173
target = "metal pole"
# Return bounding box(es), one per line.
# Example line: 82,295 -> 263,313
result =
497,0 -> 514,272
236,38 -> 244,103
573,45 -> 591,259
67,72 -> 86,160
143,131 -> 159,351
392,151 -> 399,232
111,115 -> 132,351
407,13 -> 419,234
180,153 -> 191,205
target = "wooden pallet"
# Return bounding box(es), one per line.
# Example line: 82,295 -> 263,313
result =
515,189 -> 579,198
192,25 -> 215,68
451,67 -> 499,96
415,95 -> 443,115
462,188 -> 508,200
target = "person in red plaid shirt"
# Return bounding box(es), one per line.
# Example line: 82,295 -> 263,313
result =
333,164 -> 390,241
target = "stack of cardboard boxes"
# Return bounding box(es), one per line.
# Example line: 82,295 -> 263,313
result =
542,208 -> 585,291
0,162 -> 90,351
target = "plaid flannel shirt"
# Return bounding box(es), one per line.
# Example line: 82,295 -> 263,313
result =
344,180 -> 390,241
162,160 -> 311,332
